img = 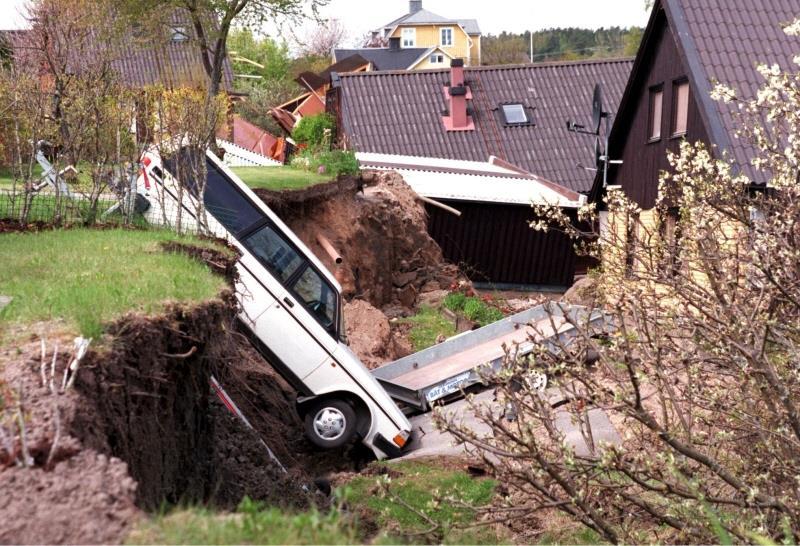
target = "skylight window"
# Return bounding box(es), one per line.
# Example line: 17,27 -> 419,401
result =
500,103 -> 529,125
170,25 -> 190,43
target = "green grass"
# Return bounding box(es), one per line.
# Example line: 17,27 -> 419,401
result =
0,165 -> 44,188
232,165 -> 330,192
443,292 -> 504,327
127,498 -> 360,545
345,459 -> 501,544
400,305 -> 457,351
0,228 -> 228,338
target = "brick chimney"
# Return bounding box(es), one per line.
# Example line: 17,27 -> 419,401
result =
441,59 -> 474,131
409,0 -> 422,13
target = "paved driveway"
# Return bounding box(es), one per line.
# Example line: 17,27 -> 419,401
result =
402,388 -> 620,460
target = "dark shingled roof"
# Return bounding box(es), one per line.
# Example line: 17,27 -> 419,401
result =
333,47 -> 429,71
668,0 -> 800,172
337,58 -> 633,193
3,10 -> 233,91
608,0 -> 800,181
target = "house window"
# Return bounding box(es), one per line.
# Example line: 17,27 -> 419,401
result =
401,28 -> 416,47
440,27 -> 453,47
169,25 -> 190,43
672,80 -> 690,136
500,103 -> 530,125
429,54 -> 445,64
648,85 -> 663,141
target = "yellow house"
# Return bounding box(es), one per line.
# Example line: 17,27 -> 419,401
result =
379,1 -> 481,68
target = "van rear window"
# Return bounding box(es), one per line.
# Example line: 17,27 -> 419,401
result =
243,224 -> 304,283
203,160 -> 263,235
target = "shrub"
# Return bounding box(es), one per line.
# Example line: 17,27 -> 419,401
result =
291,113 -> 335,150
443,291 -> 467,312
462,297 -> 484,321
462,296 -> 504,326
292,149 -> 358,178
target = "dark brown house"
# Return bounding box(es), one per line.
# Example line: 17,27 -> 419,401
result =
592,0 -> 800,209
330,58 -> 632,288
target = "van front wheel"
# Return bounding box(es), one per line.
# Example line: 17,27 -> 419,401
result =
304,399 -> 357,449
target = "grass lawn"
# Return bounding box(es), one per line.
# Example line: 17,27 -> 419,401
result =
400,305 -> 457,352
0,165 -> 43,189
345,459 -> 501,544
129,460 -> 501,545
0,228 -> 228,338
231,165 -> 331,192
127,498 -> 360,545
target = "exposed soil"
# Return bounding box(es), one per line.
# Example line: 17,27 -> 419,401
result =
0,219 -> 54,233
256,170 -> 468,366
561,275 -> 599,308
0,243 -> 319,544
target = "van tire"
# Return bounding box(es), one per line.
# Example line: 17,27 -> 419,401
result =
304,398 -> 357,449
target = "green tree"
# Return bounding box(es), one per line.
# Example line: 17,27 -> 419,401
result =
228,28 -> 292,82
482,27 -> 643,65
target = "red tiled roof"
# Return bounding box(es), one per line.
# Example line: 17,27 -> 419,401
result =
231,115 -> 278,157
336,58 -> 633,193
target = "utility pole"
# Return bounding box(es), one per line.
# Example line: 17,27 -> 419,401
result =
530,31 -> 533,63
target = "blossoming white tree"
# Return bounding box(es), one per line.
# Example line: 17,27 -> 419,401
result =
434,20 -> 800,544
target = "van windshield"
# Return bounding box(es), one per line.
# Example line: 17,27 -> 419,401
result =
243,224 -> 304,283
290,266 -> 336,331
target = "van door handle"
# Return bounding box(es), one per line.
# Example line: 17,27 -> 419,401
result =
282,297 -> 295,308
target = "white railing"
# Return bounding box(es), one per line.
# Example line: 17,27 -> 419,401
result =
216,138 -> 282,167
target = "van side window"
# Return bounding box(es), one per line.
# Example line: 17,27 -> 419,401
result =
243,224 -> 304,283
291,266 -> 336,331
203,161 -> 263,235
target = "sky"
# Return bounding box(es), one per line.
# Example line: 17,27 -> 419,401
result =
0,0 -> 650,43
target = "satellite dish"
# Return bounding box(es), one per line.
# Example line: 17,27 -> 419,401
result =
592,83 -> 604,135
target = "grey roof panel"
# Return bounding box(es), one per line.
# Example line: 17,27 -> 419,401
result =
457,19 -> 481,35
338,59 -> 633,193
333,48 -> 429,71
400,9 -> 457,25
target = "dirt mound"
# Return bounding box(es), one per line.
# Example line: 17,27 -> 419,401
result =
257,171 -> 463,312
344,299 -> 391,369
256,170 -> 466,366
0,450 -> 139,544
561,275 -> 599,308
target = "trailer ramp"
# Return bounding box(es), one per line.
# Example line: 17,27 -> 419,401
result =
372,302 -> 608,412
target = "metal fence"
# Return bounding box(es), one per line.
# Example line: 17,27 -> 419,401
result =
0,188 -> 138,227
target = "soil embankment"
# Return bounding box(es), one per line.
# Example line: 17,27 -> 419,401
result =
256,171 -> 467,367
0,242 -> 316,544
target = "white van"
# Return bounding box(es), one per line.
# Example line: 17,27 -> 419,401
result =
136,148 -> 412,459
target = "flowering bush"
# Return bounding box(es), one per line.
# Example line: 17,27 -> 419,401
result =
435,19 -> 800,544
